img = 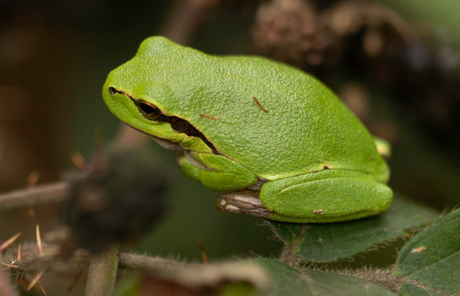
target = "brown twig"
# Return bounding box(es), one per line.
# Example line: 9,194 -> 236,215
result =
1,244 -> 191,276
118,252 -> 195,272
84,243 -> 121,296
0,181 -> 70,211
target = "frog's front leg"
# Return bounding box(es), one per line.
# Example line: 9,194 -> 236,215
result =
177,150 -> 257,191
260,169 -> 393,223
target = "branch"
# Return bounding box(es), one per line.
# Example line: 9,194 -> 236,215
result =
1,244 -> 189,276
119,253 -> 195,272
85,243 -> 121,296
0,181 -> 70,211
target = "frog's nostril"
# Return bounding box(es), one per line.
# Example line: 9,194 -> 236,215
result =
108,87 -> 118,95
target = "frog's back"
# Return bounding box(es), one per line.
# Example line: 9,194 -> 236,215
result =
133,37 -> 389,182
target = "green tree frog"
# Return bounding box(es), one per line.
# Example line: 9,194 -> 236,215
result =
103,36 -> 392,223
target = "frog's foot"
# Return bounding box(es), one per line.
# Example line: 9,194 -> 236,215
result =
216,190 -> 271,218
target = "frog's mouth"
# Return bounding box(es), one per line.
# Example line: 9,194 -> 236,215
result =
109,86 -> 218,154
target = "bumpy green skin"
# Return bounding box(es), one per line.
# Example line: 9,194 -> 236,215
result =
103,36 -> 393,223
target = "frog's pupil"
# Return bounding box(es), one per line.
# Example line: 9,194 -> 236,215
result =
109,87 -> 117,95
138,101 -> 161,119
139,102 -> 155,114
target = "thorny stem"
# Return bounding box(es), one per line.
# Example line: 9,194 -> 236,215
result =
119,253 -> 196,272
0,181 -> 69,211
1,244 -> 191,275
85,243 -> 121,296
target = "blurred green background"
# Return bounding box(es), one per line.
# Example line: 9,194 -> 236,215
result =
1,0 -> 460,282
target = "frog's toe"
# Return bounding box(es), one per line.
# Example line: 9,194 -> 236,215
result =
216,190 -> 271,218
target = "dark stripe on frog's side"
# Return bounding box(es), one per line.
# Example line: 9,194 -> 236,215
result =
109,86 -> 218,154
155,114 -> 218,154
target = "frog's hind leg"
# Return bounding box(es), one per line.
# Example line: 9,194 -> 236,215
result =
260,169 -> 393,223
216,190 -> 271,218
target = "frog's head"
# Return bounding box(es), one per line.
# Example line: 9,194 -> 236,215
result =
102,37 -> 216,154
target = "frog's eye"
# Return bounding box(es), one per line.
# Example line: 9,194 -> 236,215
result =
138,100 -> 162,120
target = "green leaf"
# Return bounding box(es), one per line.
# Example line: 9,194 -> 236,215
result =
251,258 -> 397,295
399,283 -> 441,296
267,195 -> 439,262
114,275 -> 141,296
395,209 -> 460,295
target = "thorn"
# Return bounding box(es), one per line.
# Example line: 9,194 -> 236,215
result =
37,279 -> 48,296
36,225 -> 43,257
17,244 -> 21,260
27,207 -> 36,218
65,268 -> 84,295
1,262 -> 18,268
196,239 -> 209,265
18,278 -> 31,289
0,232 -> 22,253
70,151 -> 87,170
27,171 -> 40,188
27,271 -> 44,291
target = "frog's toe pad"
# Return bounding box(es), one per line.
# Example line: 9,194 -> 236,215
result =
216,190 -> 271,218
